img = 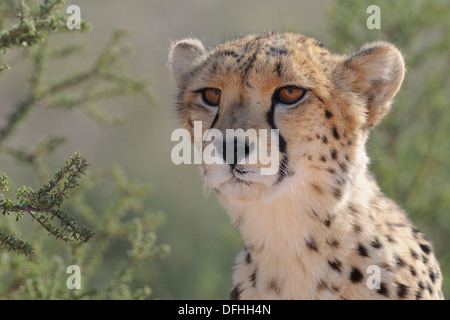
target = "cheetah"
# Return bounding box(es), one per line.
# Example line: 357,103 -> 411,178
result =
168,32 -> 443,300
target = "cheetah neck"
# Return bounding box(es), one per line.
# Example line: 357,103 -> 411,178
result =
219,162 -> 376,298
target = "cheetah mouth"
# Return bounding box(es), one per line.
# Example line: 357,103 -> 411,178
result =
232,166 -> 253,176
230,166 -> 257,184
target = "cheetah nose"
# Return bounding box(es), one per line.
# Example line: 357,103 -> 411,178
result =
215,137 -> 253,165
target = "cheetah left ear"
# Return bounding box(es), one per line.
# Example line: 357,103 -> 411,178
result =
168,38 -> 206,89
342,42 -> 405,128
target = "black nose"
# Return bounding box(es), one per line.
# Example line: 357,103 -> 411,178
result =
222,137 -> 251,165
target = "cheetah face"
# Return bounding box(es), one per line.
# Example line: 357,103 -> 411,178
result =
169,33 -> 404,203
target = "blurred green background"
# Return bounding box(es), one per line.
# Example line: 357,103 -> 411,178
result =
0,0 -> 449,299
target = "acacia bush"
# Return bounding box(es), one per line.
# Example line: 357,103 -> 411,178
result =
0,0 -> 168,299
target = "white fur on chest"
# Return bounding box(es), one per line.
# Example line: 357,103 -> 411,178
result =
221,179 -> 360,299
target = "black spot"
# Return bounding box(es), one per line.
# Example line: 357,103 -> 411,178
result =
409,265 -> 417,276
395,255 -> 406,268
330,148 -> 338,160
275,61 -> 282,77
327,168 -> 336,174
350,267 -> 363,283
397,282 -> 408,298
246,252 -> 252,264
324,217 -> 331,227
325,110 -> 333,118
410,249 -> 419,260
306,237 -> 318,252
419,244 -> 431,255
332,188 -> 342,200
322,136 -> 328,144
357,243 -> 369,257
315,41 -> 325,48
339,162 -> 348,173
332,126 -> 340,140
320,155 -> 327,162
328,239 -> 339,248
269,279 -> 281,294
220,50 -> 239,58
230,286 -> 241,300
377,283 -> 389,297
418,281 -> 425,290
348,205 -> 359,215
328,259 -> 342,273
317,280 -> 329,291
352,223 -> 362,233
269,46 -> 288,56
250,269 -> 257,287
422,255 -> 428,264
427,283 -> 433,295
371,237 -> 382,249
429,270 -> 436,283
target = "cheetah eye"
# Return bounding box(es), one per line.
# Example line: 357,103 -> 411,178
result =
274,86 -> 307,105
201,88 -> 221,107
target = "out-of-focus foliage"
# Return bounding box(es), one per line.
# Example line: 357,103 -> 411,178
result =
0,0 -> 167,299
327,0 -> 450,297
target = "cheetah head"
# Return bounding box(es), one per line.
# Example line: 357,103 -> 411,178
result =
169,33 -> 404,205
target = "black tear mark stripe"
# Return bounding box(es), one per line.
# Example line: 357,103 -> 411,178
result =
275,154 -> 294,185
209,111 -> 219,129
267,100 -> 292,185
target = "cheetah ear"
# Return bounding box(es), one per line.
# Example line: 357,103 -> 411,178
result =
169,38 -> 206,89
342,42 -> 405,128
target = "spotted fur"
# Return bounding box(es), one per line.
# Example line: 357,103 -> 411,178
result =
168,32 -> 443,300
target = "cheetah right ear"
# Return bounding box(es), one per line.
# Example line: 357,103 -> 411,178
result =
342,42 -> 405,129
169,38 -> 206,89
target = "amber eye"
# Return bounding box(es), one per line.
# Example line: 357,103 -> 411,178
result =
276,86 -> 306,105
202,88 -> 221,107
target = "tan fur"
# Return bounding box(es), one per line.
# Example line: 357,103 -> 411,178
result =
168,32 -> 443,300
